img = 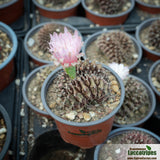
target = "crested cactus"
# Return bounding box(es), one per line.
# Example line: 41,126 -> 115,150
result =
47,60 -> 121,122
114,77 -> 149,125
96,31 -> 136,65
38,24 -> 72,52
95,0 -> 123,14
148,20 -> 160,49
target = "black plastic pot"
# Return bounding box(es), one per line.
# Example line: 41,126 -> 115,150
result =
113,75 -> 156,128
0,104 -> 12,160
148,60 -> 160,102
22,64 -> 54,118
28,129 -> 93,160
94,127 -> 160,160
136,17 -> 160,61
82,30 -> 142,71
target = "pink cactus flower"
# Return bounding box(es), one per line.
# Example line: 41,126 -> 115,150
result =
49,27 -> 83,68
108,62 -> 129,80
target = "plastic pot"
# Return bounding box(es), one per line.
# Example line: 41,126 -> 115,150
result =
94,127 -> 160,160
113,75 -> 156,128
148,60 -> 160,102
82,30 -> 142,71
0,0 -> 24,24
0,104 -> 12,160
22,64 -> 55,118
0,22 -> 18,91
41,64 -> 125,149
28,129 -> 93,160
136,18 -> 160,61
32,0 -> 81,19
81,0 -> 135,26
136,0 -> 160,14
24,21 -> 82,66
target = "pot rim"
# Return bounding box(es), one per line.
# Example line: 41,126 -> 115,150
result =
148,60 -> 160,96
113,74 -> 156,127
81,0 -> 135,18
32,0 -> 81,12
41,63 -> 125,127
135,17 -> 160,57
24,21 -> 83,64
22,64 -> 55,116
136,0 -> 160,9
0,22 -> 18,70
0,104 -> 12,160
82,30 -> 142,70
0,0 -> 18,9
94,127 -> 160,160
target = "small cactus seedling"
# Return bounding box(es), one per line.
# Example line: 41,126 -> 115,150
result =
148,19 -> 160,49
114,76 -> 150,125
95,0 -> 124,14
96,30 -> 136,65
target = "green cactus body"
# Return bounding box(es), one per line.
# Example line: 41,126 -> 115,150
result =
47,60 -> 121,122
114,77 -> 150,125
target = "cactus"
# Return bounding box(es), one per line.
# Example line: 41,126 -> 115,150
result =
38,24 -> 72,52
96,31 -> 135,65
114,77 -> 149,125
148,20 -> 160,49
119,130 -> 159,144
95,0 -> 124,14
47,60 -> 121,122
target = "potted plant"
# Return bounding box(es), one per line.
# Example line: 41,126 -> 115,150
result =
28,130 -> 89,160
0,22 -> 18,91
24,21 -> 82,66
41,27 -> 125,148
0,0 -> 23,24
0,104 -> 12,160
94,127 -> 160,160
32,0 -> 81,19
136,0 -> 160,14
82,30 -> 142,71
136,17 -> 160,61
81,0 -> 135,26
148,60 -> 160,102
22,64 -> 58,118
113,74 -> 156,127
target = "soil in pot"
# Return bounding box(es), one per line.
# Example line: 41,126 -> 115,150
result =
27,65 -> 57,113
85,0 -> 131,15
114,76 -> 150,125
46,60 -> 121,123
27,23 -> 74,62
0,29 -> 13,65
0,114 -> 7,152
85,30 -> 139,68
151,63 -> 160,92
36,0 -> 79,10
139,19 -> 160,55
0,0 -> 13,5
138,0 -> 160,6
98,129 -> 159,160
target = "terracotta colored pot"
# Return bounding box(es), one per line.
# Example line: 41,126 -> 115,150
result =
24,21 -> 82,66
94,127 -> 160,160
148,60 -> 160,102
136,0 -> 160,14
0,22 -> 18,91
82,30 -> 142,71
0,104 -> 12,160
81,0 -> 135,26
41,65 -> 125,149
0,0 -> 24,24
32,0 -> 81,19
136,18 -> 160,61
113,75 -> 156,128
22,64 -> 54,118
